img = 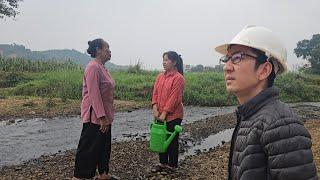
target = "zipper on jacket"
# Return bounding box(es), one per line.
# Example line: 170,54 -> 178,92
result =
228,111 -> 242,180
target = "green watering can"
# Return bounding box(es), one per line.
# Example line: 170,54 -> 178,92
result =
149,120 -> 183,153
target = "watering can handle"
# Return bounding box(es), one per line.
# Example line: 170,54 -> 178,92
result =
154,118 -> 166,125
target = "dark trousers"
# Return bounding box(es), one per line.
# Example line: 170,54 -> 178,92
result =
73,123 -> 112,179
159,119 -> 182,168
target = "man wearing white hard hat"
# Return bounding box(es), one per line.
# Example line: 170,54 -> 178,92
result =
215,25 -> 318,180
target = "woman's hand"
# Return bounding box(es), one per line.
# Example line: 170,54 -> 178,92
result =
158,111 -> 167,122
153,109 -> 160,118
99,116 -> 109,133
153,105 -> 159,118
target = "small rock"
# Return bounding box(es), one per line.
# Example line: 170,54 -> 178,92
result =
160,171 -> 167,175
6,119 -> 15,125
14,167 -> 22,171
29,111 -> 36,115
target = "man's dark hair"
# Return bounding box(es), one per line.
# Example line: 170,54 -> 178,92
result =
251,48 -> 276,87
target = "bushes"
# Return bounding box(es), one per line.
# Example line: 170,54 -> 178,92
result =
275,73 -> 320,102
0,71 -> 29,88
11,71 -> 83,100
0,57 -> 81,72
2,70 -> 320,106
183,72 -> 233,106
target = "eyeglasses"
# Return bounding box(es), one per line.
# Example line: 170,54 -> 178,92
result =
220,52 -> 258,64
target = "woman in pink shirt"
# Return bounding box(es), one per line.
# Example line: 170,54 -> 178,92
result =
72,38 -> 118,180
151,51 -> 185,173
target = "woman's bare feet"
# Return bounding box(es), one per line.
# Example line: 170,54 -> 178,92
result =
151,163 -> 167,173
96,173 -> 120,180
164,165 -> 176,173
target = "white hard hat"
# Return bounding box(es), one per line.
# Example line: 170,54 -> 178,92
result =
215,25 -> 287,74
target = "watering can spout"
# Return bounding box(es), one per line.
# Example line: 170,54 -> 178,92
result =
163,125 -> 183,150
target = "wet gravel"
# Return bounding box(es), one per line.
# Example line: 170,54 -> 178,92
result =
0,103 -> 319,179
0,106 -> 235,167
0,113 -> 236,180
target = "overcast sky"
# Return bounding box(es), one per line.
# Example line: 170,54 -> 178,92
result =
1,0 -> 319,70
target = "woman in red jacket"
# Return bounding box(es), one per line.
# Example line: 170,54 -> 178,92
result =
151,51 -> 185,173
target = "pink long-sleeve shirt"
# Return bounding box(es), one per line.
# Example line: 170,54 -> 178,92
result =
80,60 -> 115,125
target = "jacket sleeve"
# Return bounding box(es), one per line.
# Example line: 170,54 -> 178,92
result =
261,117 -> 318,180
152,74 -> 160,106
85,64 -> 106,119
163,76 -> 185,113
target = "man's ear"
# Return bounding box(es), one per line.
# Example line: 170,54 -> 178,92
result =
258,62 -> 272,81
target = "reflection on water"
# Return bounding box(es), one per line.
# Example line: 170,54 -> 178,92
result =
0,106 -> 236,167
180,128 -> 234,160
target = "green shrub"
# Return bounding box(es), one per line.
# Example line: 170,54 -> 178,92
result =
3,70 -> 320,106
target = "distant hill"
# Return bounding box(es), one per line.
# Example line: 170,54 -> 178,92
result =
0,44 -> 126,70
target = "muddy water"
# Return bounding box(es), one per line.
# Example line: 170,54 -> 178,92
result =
1,102 -> 319,168
180,128 -> 234,160
0,106 -> 236,167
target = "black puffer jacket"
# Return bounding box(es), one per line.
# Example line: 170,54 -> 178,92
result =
228,87 -> 318,180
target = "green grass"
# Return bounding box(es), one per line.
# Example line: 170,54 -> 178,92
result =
1,65 -> 320,106
275,73 -> 320,102
183,72 -> 237,106
10,70 -> 83,100
0,57 -> 81,72
113,71 -> 158,101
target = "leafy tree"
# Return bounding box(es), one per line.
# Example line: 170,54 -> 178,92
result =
294,34 -> 320,74
191,64 -> 204,72
0,0 -> 23,19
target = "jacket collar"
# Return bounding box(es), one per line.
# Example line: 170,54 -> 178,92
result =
236,87 -> 279,119
91,59 -> 109,71
164,70 -> 178,77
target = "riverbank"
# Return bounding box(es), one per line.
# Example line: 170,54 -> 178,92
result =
2,66 -> 320,107
0,96 -> 149,122
0,103 -> 319,179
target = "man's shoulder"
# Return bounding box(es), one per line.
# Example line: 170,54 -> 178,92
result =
256,100 -> 299,125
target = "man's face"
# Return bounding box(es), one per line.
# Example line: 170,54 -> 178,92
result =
223,45 -> 261,96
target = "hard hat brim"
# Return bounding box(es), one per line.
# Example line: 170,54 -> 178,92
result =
215,44 -> 229,55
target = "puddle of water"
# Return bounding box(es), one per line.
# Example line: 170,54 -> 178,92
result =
179,128 -> 234,160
